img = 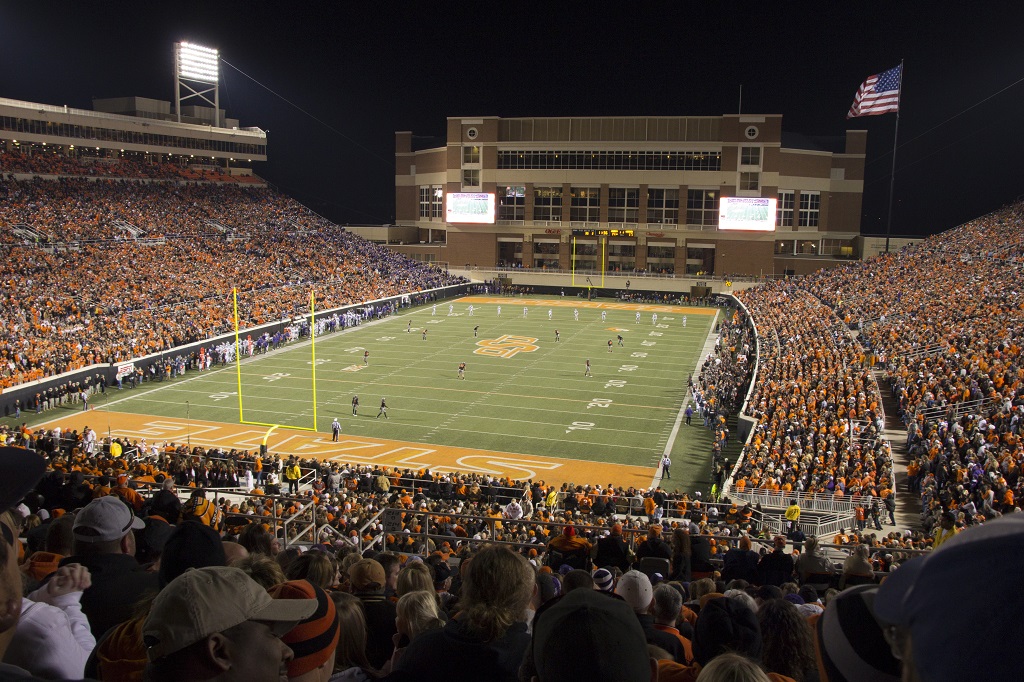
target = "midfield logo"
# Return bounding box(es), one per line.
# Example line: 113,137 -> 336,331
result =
474,335 -> 540,359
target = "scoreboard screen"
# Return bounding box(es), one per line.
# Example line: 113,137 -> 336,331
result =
446,193 -> 495,224
718,197 -> 777,232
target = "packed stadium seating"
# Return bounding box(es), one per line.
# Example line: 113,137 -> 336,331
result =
0,150 -> 464,390
730,284 -> 894,507
1,146 -> 243,182
0,414 -> 948,681
1,148 -> 1020,682
798,204 -> 1023,534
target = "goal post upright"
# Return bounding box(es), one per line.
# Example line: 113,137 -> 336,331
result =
310,289 -> 318,432
233,286 -> 244,423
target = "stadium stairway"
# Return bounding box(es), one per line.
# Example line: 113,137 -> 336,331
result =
874,368 -> 922,530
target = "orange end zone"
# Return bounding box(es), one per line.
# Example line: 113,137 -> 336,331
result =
55,411 -> 656,488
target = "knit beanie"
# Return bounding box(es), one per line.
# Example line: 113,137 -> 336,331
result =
268,580 -> 340,679
592,568 -> 614,593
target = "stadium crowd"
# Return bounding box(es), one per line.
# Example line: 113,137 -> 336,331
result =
1,147 -> 249,182
0,160 -> 464,391
799,203 -> 1024,533
0,432 -> 1015,682
730,284 -> 895,511
1,147 -> 1021,680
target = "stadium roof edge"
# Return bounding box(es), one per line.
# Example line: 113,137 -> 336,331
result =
0,96 -> 266,140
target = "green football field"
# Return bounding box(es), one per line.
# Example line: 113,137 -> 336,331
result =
17,296 -> 734,491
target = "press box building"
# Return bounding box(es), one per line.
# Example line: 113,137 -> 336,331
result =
393,115 -> 867,277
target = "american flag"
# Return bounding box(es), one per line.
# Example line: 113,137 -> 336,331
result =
847,64 -> 902,118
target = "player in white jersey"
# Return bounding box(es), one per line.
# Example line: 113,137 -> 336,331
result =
448,304 -> 454,316
601,311 -> 607,322
432,304 -> 436,316
636,311 -> 641,324
573,309 -> 579,321
468,305 -> 475,316
652,313 -> 658,325
523,306 -> 529,318
548,309 -> 553,320
497,305 -> 502,317
682,315 -> 687,327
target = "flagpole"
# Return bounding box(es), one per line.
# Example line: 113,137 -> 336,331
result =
884,60 -> 904,253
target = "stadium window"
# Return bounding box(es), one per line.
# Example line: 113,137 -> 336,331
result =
431,186 -> 443,218
798,191 -> 821,228
686,189 -> 719,226
777,191 -> 795,228
491,149 -> 720,171
570,187 -> 600,223
647,188 -> 679,224
774,239 -> 795,255
533,186 -> 563,222
463,145 -> 480,164
608,187 -> 639,223
419,188 -> 431,218
796,239 -> 818,254
498,186 -> 526,221
739,172 -> 760,192
740,146 -> 761,166
462,169 -> 480,188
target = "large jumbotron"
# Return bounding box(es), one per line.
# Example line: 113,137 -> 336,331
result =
0,34 -> 1022,682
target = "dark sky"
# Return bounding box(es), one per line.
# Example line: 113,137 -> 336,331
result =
3,3 -> 1024,236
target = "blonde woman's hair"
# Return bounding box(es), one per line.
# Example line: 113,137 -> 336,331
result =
396,590 -> 445,641
397,561 -> 434,596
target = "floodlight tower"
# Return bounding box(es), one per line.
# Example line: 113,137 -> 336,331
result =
174,41 -> 220,127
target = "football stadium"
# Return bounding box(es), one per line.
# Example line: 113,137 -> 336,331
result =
0,8 -> 1021,681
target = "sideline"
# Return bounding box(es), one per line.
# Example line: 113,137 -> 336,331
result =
652,308 -> 721,489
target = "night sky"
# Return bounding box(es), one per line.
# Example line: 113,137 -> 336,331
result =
4,3 -> 1024,237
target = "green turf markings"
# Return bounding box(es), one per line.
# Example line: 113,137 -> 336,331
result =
42,298 -> 721,471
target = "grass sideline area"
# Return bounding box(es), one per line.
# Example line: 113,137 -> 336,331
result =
9,296 -> 740,492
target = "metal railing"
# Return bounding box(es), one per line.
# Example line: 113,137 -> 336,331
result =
321,507 -> 928,574
896,343 -> 949,361
727,490 -> 856,514
757,510 -> 858,538
912,397 -> 996,423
